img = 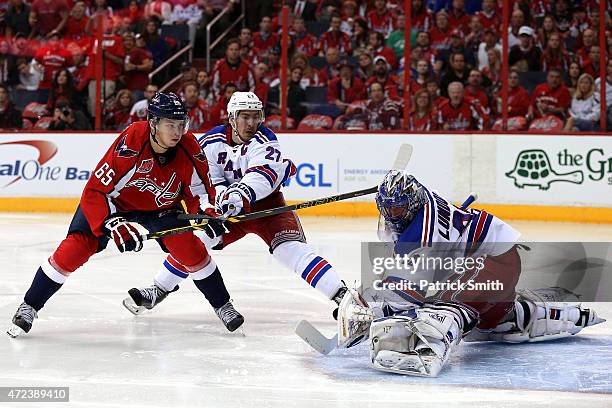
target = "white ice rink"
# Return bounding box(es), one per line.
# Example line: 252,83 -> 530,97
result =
1,213 -> 611,408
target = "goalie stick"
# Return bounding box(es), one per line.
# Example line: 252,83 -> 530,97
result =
294,191 -> 479,355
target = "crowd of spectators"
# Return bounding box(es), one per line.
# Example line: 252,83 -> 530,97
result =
0,0 -> 610,132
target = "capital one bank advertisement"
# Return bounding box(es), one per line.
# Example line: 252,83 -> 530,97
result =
0,134 -> 115,197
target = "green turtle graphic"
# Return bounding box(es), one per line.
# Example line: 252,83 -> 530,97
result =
506,149 -> 584,190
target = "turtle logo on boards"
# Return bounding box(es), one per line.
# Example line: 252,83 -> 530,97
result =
506,149 -> 584,190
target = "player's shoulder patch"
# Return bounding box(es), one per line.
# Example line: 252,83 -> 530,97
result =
114,122 -> 146,158
252,124 -> 278,144
199,125 -> 228,148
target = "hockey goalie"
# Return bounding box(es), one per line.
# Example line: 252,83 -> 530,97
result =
336,170 -> 605,377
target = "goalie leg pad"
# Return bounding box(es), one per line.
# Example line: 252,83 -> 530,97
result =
369,302 -> 478,377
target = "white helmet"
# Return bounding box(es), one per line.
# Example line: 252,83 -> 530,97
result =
227,92 -> 264,140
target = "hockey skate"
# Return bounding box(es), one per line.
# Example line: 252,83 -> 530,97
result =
214,301 -> 244,332
122,284 -> 178,315
7,302 -> 38,338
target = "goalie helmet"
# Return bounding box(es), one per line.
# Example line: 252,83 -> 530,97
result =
227,91 -> 264,138
375,170 -> 427,233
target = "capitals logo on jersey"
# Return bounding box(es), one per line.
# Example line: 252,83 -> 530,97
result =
115,135 -> 139,158
125,172 -> 182,207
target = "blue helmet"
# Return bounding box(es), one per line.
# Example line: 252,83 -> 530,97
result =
375,170 -> 427,233
147,92 -> 188,122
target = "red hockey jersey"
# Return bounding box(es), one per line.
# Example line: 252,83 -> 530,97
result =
80,121 -> 215,237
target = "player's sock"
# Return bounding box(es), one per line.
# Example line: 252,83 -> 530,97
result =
273,241 -> 344,299
157,256 -> 189,291
24,263 -> 66,311
190,259 -> 230,309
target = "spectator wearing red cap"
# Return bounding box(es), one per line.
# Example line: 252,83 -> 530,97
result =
411,0 -> 433,32
366,0 -> 395,39
253,16 -> 279,56
211,38 -> 255,99
430,10 -> 452,52
475,0 -> 499,36
529,68 -> 571,120
447,0 -> 470,35
366,55 -> 399,99
31,0 -> 68,37
541,32 -> 571,74
328,59 -> 366,113
509,26 -> 542,72
318,14 -> 351,56
289,16 -> 317,58
437,81 -> 484,130
408,88 -> 436,131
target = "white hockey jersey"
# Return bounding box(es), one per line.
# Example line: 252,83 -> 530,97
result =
395,186 -> 521,257
198,124 -> 296,203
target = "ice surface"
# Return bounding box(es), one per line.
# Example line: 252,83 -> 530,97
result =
1,214 -> 611,408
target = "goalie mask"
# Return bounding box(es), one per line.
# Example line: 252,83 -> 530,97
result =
376,170 -> 427,234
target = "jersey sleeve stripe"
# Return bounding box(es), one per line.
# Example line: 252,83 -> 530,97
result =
473,211 -> 489,243
200,136 -> 225,148
245,166 -> 275,187
477,213 -> 494,243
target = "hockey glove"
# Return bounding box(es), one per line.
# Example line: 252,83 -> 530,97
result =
201,208 -> 228,240
217,183 -> 252,217
104,217 -> 145,253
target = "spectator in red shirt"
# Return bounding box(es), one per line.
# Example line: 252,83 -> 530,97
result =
122,31 -> 153,100
290,16 -> 317,58
328,59 -> 366,113
253,61 -> 269,104
408,88 -> 437,131
475,0 -> 499,36
529,68 -> 571,120
318,14 -> 351,56
182,81 -> 209,131
411,0 -> 433,32
541,32 -> 571,74
481,47 -> 502,88
506,69 -> 530,117
317,46 -> 341,85
447,0 -> 470,35
409,59 -> 432,94
31,0 -> 68,37
83,25 -> 125,115
144,0 -> 172,23
366,55 -> 399,99
414,31 -> 437,67
209,82 -> 236,126
581,45 -> 600,78
576,28 -> 595,65
430,10 -> 452,52
437,81 -> 484,130
211,37 -> 255,99
426,79 -> 447,109
129,83 -> 157,123
63,1 -> 87,40
253,16 -> 278,56
365,81 -> 401,130
367,31 -> 397,69
366,0 -> 395,38
104,89 -> 134,131
34,32 -> 72,98
464,69 -> 490,123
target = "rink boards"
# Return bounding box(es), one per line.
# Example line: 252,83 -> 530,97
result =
0,132 -> 611,223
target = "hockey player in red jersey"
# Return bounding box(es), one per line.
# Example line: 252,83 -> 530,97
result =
124,92 -> 350,320
7,92 -> 244,338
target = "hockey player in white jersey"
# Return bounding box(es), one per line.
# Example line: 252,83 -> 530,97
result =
124,92 -> 348,322
336,170 -> 604,377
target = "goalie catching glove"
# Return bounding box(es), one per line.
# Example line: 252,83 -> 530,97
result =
104,217 -> 146,253
337,287 -> 377,349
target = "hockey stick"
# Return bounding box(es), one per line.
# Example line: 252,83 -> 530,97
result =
294,144 -> 414,355
142,221 -> 212,240
294,192 -> 479,354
